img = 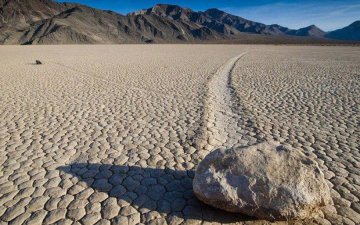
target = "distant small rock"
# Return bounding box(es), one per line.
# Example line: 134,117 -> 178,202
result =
35,60 -> 42,65
193,141 -> 332,221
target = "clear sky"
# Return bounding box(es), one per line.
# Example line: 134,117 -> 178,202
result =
57,0 -> 360,31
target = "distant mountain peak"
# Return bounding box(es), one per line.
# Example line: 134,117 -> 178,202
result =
151,3 -> 192,13
305,25 -> 324,31
205,8 -> 226,14
153,3 -> 185,9
305,25 -> 323,31
130,3 -> 193,17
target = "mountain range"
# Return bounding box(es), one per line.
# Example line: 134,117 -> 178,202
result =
0,0 -> 359,44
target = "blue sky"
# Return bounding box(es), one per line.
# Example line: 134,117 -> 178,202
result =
57,0 -> 360,31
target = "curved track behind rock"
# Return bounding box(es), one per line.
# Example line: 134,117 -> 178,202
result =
197,52 -> 264,154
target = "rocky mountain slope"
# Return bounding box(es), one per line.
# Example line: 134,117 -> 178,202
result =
0,0 -> 73,29
326,21 -> 360,41
0,0 -> 358,44
131,5 -> 322,37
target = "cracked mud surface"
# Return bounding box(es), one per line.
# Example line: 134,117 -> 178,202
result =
0,45 -> 359,225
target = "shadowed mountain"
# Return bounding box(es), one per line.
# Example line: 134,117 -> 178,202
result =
0,0 -> 359,44
326,21 -> 360,41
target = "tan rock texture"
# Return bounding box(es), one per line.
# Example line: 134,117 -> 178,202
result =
193,141 -> 332,220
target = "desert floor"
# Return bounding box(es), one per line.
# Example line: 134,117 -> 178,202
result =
0,45 -> 359,225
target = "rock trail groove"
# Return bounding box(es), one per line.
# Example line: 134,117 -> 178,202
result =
198,52 -> 264,153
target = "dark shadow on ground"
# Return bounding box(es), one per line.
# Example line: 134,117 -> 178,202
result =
58,163 -> 257,223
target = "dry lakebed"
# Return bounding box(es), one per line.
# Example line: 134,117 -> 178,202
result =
0,45 -> 359,224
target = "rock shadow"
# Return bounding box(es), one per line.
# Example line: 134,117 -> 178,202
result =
58,163 -> 256,223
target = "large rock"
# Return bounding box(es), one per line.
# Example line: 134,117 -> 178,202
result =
193,141 -> 332,220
